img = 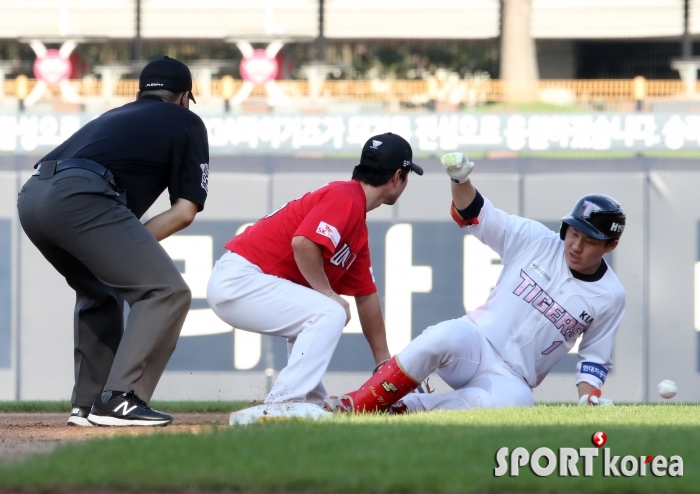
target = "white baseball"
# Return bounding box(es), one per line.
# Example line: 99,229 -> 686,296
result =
657,380 -> 677,399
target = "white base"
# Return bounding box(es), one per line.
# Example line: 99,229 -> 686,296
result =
229,402 -> 332,426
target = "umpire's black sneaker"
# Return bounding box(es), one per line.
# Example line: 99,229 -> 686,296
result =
87,390 -> 173,427
67,405 -> 92,427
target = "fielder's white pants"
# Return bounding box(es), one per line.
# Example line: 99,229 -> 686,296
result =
207,252 -> 347,405
397,316 -> 534,412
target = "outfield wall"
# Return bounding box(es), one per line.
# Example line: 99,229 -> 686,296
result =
0,155 -> 698,404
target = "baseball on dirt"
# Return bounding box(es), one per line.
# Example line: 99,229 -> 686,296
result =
657,380 -> 677,399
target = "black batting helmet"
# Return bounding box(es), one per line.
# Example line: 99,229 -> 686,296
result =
559,194 -> 626,241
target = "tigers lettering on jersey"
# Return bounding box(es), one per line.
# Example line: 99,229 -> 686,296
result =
513,270 -> 587,341
330,243 -> 357,270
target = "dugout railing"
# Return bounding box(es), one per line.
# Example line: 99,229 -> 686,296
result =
0,78 -> 697,107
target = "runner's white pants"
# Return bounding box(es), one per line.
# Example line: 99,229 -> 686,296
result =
207,252 -> 347,405
397,316 -> 534,412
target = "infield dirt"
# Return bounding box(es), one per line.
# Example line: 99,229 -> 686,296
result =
0,412 -> 230,464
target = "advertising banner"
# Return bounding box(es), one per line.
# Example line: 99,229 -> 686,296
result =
2,113 -> 700,154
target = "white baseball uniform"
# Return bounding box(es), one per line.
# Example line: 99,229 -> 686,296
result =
397,195 -> 626,412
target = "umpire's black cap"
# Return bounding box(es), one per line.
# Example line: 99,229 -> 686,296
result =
139,56 -> 197,103
359,133 -> 423,175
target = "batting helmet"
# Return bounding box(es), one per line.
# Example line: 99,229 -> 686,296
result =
559,194 -> 626,241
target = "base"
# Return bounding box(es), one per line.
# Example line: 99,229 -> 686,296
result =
229,402 -> 332,426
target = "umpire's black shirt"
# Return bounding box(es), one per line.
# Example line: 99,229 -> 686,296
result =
38,95 -> 209,219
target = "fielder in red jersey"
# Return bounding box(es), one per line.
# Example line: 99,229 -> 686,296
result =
226,179 -> 375,297
207,133 -> 423,411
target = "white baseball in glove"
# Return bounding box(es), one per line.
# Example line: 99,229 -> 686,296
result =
578,391 -> 614,406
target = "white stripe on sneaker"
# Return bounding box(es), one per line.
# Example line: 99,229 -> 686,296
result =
67,416 -> 93,427
87,414 -> 171,427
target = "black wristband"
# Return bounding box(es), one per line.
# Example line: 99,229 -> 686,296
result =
456,190 -> 485,220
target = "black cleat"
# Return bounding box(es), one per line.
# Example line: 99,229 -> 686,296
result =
67,405 -> 92,427
87,390 -> 173,427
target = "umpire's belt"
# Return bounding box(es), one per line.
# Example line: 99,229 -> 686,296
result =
34,159 -> 116,186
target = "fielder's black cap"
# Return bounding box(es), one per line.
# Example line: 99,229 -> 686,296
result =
139,56 -> 196,103
359,133 -> 423,176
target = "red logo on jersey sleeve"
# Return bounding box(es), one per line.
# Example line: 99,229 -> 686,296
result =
316,221 -> 341,247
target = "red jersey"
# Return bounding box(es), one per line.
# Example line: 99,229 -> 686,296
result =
225,180 -> 377,297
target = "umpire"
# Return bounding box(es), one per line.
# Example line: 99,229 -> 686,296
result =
17,56 -> 209,427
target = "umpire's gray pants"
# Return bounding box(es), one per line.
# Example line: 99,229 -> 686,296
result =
17,168 -> 191,407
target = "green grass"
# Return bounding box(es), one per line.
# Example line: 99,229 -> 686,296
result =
518,150 -> 641,159
0,405 -> 698,493
519,150 -> 700,160
641,149 -> 700,159
468,102 -> 588,113
0,400 -> 250,413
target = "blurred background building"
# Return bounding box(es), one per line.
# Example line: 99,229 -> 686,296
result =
2,0 -> 700,114
2,1 -> 700,405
